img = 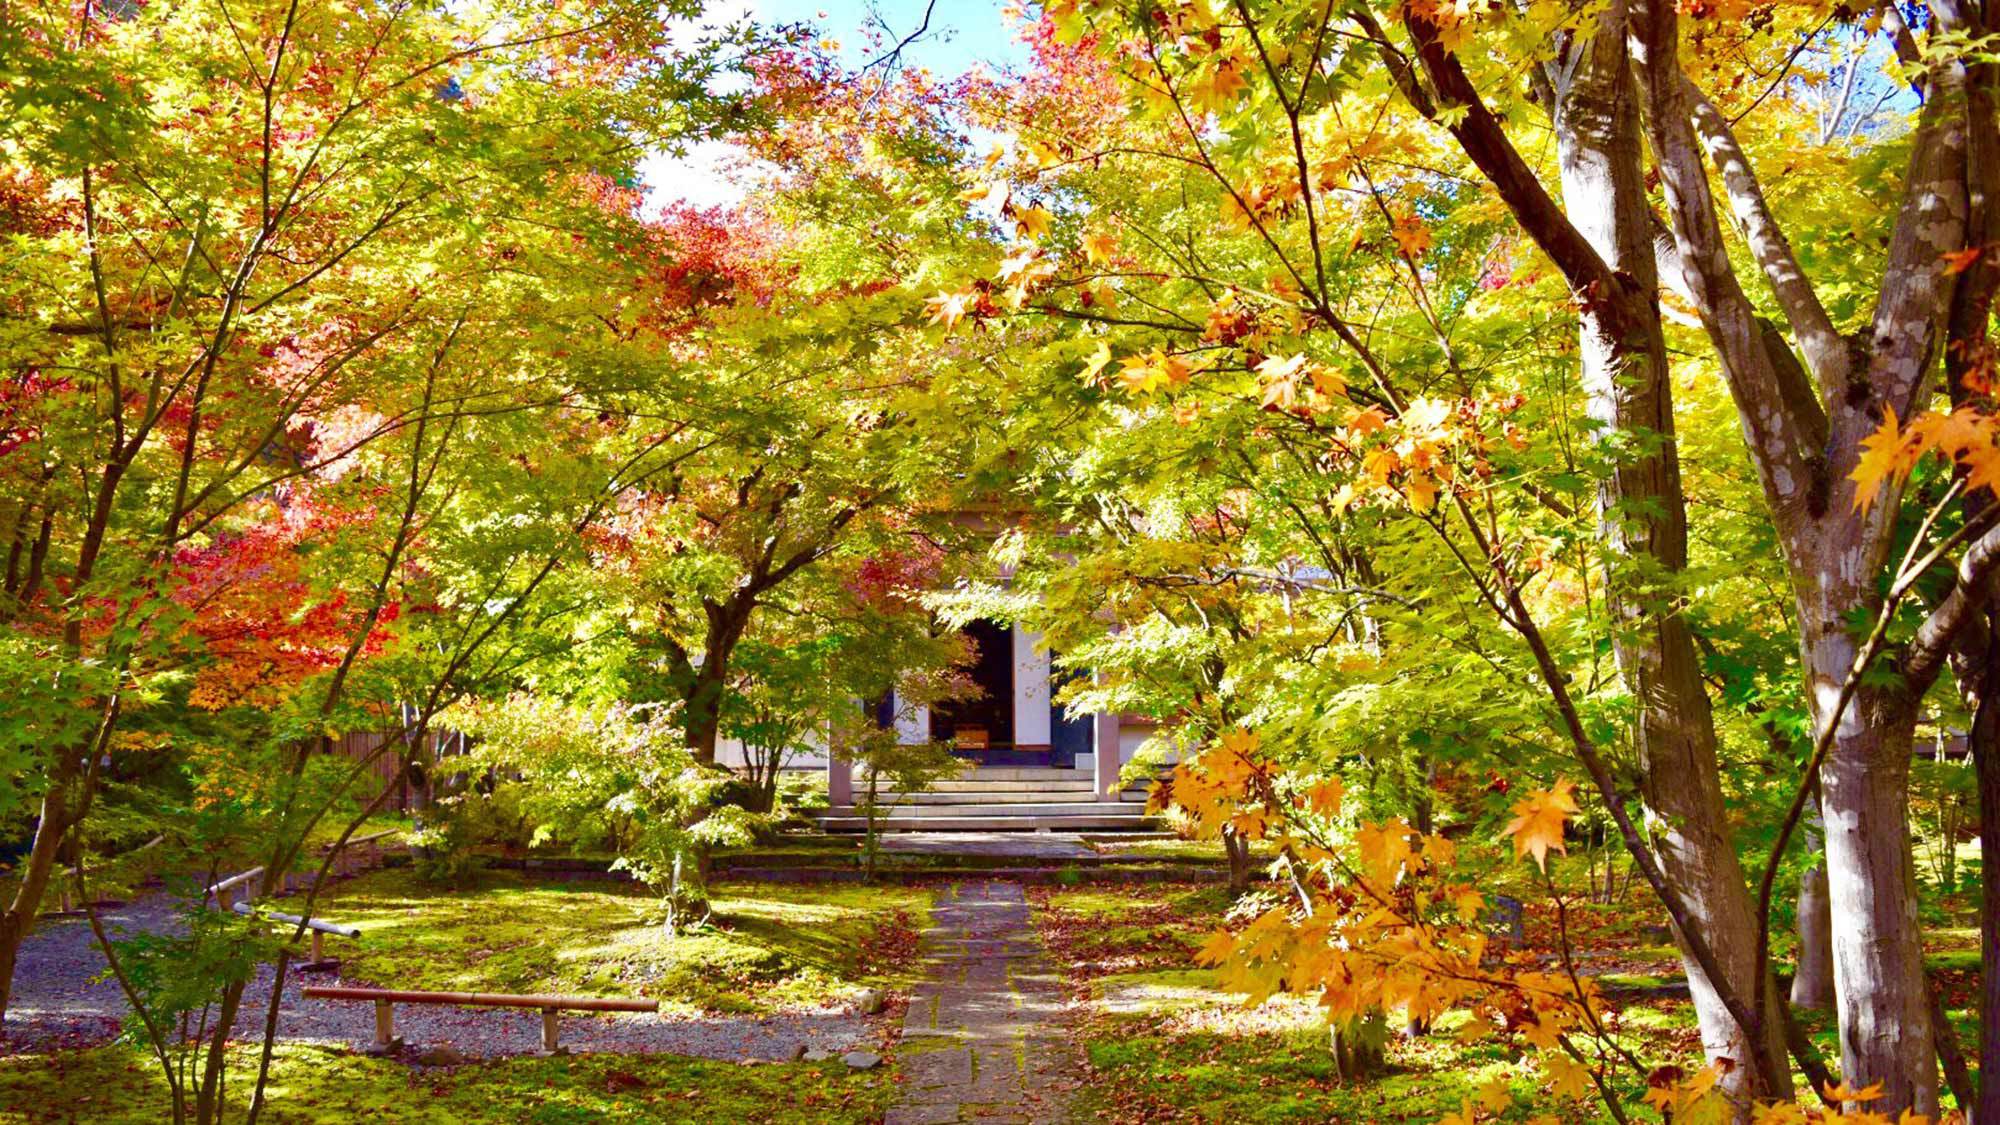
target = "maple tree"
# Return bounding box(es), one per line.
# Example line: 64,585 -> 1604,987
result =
910,0 -> 2000,1117
7,0 -> 2000,1121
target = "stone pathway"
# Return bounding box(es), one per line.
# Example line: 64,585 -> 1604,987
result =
890,881 -> 1069,1124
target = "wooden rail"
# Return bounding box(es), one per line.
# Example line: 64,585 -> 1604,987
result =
231,902 -> 360,964
302,986 -> 657,1054
205,827 -> 403,910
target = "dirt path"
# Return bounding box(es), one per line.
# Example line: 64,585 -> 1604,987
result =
889,881 -> 1071,1124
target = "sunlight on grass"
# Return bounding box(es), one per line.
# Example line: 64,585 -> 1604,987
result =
0,1042 -> 893,1124
273,869 -> 929,1013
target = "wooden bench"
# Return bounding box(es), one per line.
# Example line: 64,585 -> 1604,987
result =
301,986 -> 658,1055
1487,893 -> 1526,949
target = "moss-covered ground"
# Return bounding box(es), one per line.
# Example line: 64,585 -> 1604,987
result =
272,868 -> 929,1015
0,1042 -> 893,1124
1034,884 -> 1997,1123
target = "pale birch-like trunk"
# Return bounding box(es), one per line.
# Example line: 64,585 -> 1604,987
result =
1548,12 -> 1789,1103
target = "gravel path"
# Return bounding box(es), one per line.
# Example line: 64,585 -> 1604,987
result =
1,894 -> 888,1064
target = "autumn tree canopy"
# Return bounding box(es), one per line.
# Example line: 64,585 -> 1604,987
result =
3,0 -> 1999,1122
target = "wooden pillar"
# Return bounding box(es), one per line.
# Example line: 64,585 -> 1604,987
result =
828,750 -> 852,808
1094,711 -> 1122,802
309,930 -> 325,963
540,1008 -> 560,1053
373,1000 -> 395,1048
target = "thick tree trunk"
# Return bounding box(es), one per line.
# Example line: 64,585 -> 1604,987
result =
682,666 -> 725,766
1807,630 -> 1936,1113
1548,14 -> 1789,1104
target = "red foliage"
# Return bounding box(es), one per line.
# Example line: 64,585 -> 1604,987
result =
171,490 -> 400,709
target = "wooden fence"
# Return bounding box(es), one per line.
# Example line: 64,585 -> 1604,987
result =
327,730 -> 416,812
326,727 -> 470,814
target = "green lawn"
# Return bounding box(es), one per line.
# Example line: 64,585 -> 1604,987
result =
270,868 -> 930,1015
0,1043 -> 893,1124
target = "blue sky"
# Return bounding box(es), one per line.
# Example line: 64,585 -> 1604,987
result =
778,0 -> 1031,76
643,0 -> 1030,209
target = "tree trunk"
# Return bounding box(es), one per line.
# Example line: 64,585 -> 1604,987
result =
1809,648 -> 1936,1113
1789,801 -> 1835,1011
682,662 -> 726,766
0,780 -> 75,1023
1548,13 -> 1789,1103
1975,643 -> 2000,1125
1222,831 -> 1253,895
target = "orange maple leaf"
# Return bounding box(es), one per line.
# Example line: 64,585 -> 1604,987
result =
1941,246 -> 1983,275
1850,407 -> 1918,514
1502,779 -> 1579,871
1822,1080 -> 1886,1104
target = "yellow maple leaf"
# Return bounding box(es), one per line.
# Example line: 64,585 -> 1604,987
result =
1452,888 -> 1485,922
958,181 -> 1008,208
1432,1100 -> 1477,1125
1191,57 -> 1249,112
1308,363 -> 1347,402
1347,406 -> 1389,436
1542,1052 -> 1592,1100
1519,1013 -> 1564,1050
1502,779 -> 1579,871
1823,1081 -> 1886,1104
997,246 -> 1052,284
1356,819 -> 1415,886
1014,204 -> 1055,240
1082,230 -> 1118,265
1079,341 -> 1113,384
1257,353 -> 1308,410
1475,1076 -> 1513,1115
1406,472 -> 1439,512
1195,928 -> 1237,966
1850,407 -> 1918,514
1454,1011 -> 1494,1043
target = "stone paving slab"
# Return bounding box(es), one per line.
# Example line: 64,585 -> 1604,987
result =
891,881 -> 1070,1123
879,833 -> 1098,860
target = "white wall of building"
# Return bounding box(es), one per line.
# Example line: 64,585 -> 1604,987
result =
1012,627 -> 1052,747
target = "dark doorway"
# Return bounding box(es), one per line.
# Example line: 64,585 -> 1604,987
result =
931,619 -> 1022,762
1049,662 -> 1092,769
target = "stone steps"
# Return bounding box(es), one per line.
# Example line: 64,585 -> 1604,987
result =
861,765 -> 1099,783
825,762 -> 1167,834
874,787 -> 1152,802
816,811 -> 1159,833
900,777 -> 1099,793
817,799 -> 1160,834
